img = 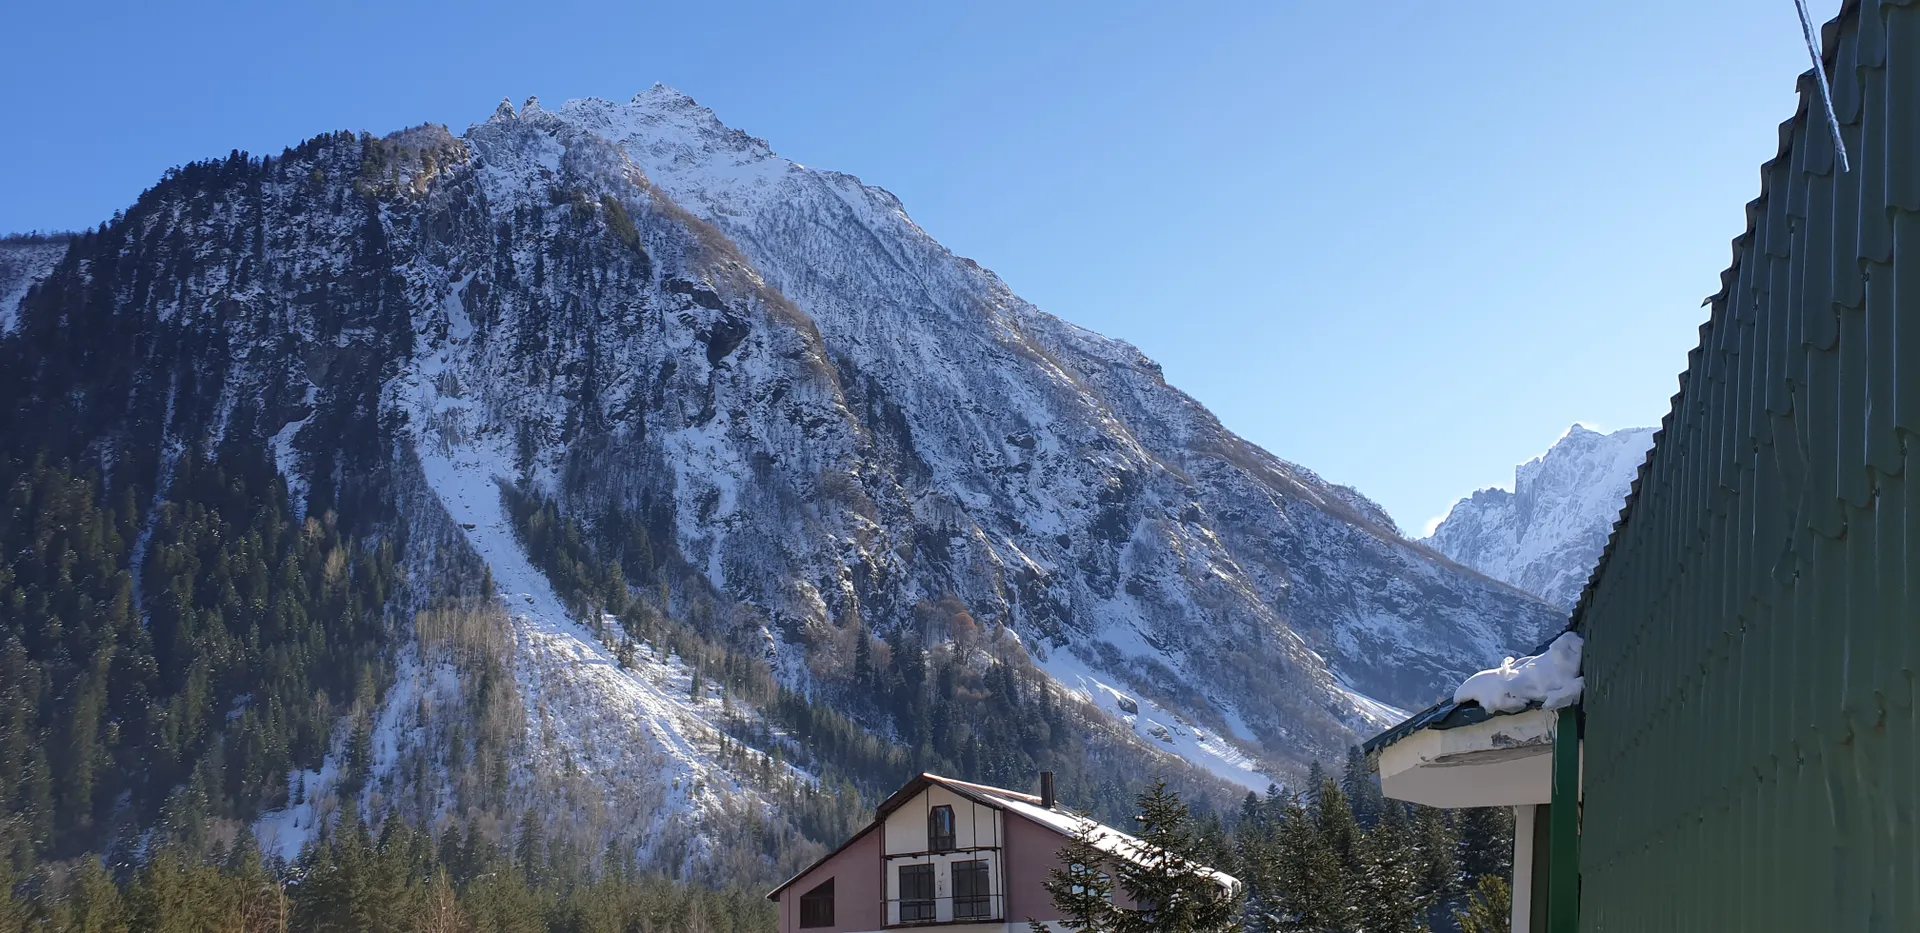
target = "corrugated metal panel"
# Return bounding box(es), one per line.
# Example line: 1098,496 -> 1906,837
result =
1571,1 -> 1920,929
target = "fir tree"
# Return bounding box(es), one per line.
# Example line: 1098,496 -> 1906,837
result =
1112,781 -> 1242,933
1354,802 -> 1423,933
1457,808 -> 1515,883
1267,789 -> 1344,933
1411,805 -> 1459,909
1034,830 -> 1119,933
1452,874 -> 1510,933
1338,747 -> 1382,829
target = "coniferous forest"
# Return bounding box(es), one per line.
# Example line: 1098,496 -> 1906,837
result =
0,448 -> 1516,929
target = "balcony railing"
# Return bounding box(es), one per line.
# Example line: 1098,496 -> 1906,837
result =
885,894 -> 1005,926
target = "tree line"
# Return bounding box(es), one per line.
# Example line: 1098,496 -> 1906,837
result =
1043,759 -> 1513,933
0,805 -> 774,933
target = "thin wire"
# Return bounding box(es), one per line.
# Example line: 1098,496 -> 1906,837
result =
1797,0 -> 1851,173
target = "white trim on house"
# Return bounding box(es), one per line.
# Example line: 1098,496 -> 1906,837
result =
1375,707 -> 1558,808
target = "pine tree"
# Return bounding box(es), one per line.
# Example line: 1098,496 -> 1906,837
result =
1034,830 -> 1119,933
1111,781 -> 1242,933
1338,748 -> 1382,830
1457,808 -> 1514,883
62,858 -> 131,933
131,848 -> 240,933
1267,790 -> 1343,933
0,858 -> 26,933
1452,874 -> 1510,933
1040,782 -> 1240,933
1310,775 -> 1360,925
1411,805 -> 1459,909
1354,802 -> 1423,933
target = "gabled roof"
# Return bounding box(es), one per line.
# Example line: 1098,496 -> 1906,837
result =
766,773 -> 1239,900
871,772 -> 1043,820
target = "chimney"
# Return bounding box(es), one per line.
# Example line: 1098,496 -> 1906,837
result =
1040,771 -> 1056,810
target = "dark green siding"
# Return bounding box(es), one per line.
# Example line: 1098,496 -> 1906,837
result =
1574,1 -> 1920,929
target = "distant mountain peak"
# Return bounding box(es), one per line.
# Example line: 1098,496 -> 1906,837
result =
636,83 -> 698,106
1424,424 -> 1655,609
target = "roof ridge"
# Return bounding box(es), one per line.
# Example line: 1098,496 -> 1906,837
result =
924,772 -> 1044,803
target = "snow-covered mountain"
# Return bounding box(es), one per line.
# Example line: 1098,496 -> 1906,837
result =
0,89 -> 1560,874
1424,425 -> 1655,610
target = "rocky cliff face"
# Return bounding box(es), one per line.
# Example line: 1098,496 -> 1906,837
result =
0,89 -> 1559,870
1424,425 -> 1655,611
521,89 -> 1558,711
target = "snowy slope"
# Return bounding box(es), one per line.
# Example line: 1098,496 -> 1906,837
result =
0,238 -> 67,333
1424,425 -> 1655,609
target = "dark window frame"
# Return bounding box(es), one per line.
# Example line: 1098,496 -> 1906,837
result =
800,878 -> 835,929
928,805 -> 956,852
899,864 -> 936,922
952,859 -> 992,919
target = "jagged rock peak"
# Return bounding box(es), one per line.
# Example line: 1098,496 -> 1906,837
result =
1425,423 -> 1655,609
636,83 -> 699,107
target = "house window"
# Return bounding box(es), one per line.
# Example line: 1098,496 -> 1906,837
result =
899,864 -> 936,922
928,805 -> 956,852
1067,864 -> 1113,901
800,878 -> 835,928
953,859 -> 992,919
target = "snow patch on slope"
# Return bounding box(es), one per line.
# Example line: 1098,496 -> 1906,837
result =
1331,675 -> 1409,731
1035,648 -> 1273,792
0,239 -> 67,334
383,265 -> 775,860
413,429 -> 744,847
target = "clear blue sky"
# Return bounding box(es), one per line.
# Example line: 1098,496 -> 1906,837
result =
2,0 -> 1817,533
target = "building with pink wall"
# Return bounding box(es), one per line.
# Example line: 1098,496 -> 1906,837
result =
768,773 -> 1237,933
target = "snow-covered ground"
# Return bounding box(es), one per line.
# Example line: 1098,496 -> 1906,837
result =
1034,647 -> 1274,792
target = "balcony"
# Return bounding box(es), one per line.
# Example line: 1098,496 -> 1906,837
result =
884,894 -> 1005,927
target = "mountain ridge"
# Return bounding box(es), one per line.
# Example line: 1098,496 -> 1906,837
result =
0,88 -> 1558,877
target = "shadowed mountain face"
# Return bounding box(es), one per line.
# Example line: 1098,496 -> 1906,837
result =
1425,424 -> 1656,611
0,90 -> 1557,867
